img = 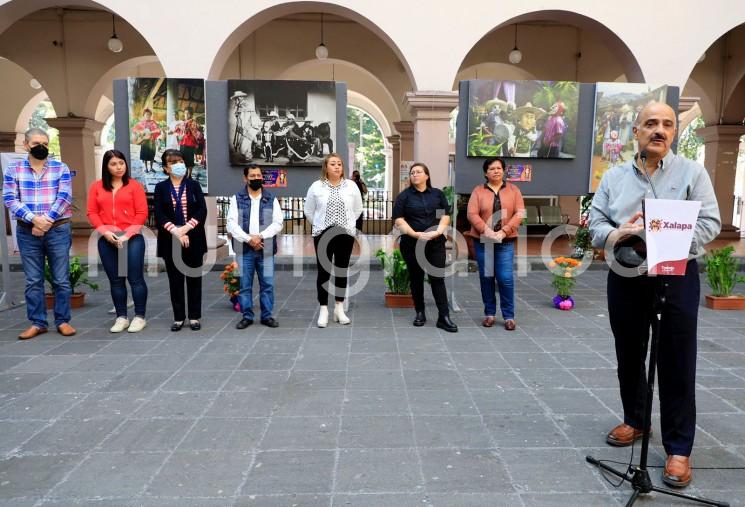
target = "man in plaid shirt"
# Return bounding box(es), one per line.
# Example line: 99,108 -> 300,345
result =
3,128 -> 76,339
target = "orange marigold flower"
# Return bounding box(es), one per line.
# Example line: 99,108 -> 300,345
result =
548,261 -> 556,268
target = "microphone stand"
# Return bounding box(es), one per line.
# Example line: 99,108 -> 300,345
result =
586,152 -> 728,507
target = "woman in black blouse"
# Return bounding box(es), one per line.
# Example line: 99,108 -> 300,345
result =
392,163 -> 457,332
153,149 -> 207,331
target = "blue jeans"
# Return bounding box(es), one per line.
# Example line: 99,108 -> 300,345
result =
16,222 -> 72,329
98,234 -> 148,318
237,249 -> 274,321
473,239 -> 515,319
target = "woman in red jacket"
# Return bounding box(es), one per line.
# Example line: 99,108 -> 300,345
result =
87,150 -> 149,333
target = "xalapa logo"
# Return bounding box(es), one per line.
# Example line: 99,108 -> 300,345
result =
647,219 -> 693,232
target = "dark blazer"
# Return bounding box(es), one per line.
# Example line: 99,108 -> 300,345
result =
153,177 -> 208,258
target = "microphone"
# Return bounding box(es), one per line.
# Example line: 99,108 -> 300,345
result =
638,149 -> 658,199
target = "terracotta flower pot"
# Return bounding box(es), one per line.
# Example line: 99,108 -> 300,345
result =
45,292 -> 86,309
705,294 -> 745,310
384,292 -> 415,308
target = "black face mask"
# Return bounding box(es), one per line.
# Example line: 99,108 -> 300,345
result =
248,179 -> 263,190
29,144 -> 49,160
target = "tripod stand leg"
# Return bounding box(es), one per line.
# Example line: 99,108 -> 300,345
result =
625,489 -> 641,507
585,455 -> 631,482
649,485 -> 729,507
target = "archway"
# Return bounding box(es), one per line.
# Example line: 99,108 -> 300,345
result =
207,2 -> 417,95
457,11 -> 643,85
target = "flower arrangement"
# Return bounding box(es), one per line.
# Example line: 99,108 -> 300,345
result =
572,194 -> 593,259
220,262 -> 241,312
549,256 -> 581,310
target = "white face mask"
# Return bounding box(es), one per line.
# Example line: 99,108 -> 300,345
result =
171,163 -> 187,177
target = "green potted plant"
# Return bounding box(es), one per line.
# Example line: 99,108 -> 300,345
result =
704,246 -> 745,310
45,256 -> 99,309
375,248 -> 413,308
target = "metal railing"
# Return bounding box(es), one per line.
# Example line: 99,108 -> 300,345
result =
148,193 -> 396,236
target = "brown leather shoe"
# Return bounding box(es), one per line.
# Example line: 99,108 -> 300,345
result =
57,323 -> 76,337
18,326 -> 47,340
482,316 -> 496,327
504,319 -> 516,331
606,423 -> 650,446
663,455 -> 692,488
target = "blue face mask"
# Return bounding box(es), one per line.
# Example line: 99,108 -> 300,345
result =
170,162 -> 187,177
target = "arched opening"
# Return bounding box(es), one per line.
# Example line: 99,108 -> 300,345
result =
347,105 -> 388,192
682,21 -> 745,235
207,3 -> 417,95
457,12 -> 643,85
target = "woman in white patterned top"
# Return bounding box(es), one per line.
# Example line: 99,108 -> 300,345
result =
304,153 -> 363,327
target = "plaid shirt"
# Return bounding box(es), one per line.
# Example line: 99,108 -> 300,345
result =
3,158 -> 73,223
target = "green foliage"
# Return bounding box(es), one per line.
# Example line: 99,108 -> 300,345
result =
44,256 -> 99,294
441,186 -> 456,211
704,246 -> 745,297
678,115 -> 705,161
467,128 -> 506,157
29,99 -> 61,159
550,257 -> 581,297
375,248 -> 411,295
572,194 -> 594,258
347,107 -> 386,188
530,81 -> 579,154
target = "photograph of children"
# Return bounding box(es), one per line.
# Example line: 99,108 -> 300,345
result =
589,83 -> 667,192
466,80 -> 579,159
228,80 -> 336,166
127,77 -> 207,193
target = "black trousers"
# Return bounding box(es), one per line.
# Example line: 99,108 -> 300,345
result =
400,236 -> 449,317
313,226 -> 355,305
607,259 -> 699,456
163,248 -> 204,321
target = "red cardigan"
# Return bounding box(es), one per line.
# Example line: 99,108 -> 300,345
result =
87,179 -> 148,238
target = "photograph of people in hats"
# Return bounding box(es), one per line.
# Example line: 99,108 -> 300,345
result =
228,80 -> 336,166
467,79 -> 579,159
589,82 -> 668,192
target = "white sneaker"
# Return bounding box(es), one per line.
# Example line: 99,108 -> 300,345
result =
334,302 -> 351,325
110,317 -> 130,333
317,306 -> 328,328
128,316 -> 147,333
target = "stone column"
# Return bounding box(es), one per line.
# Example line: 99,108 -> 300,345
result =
386,134 -> 401,197
393,121 -> 414,195
0,132 -> 19,153
697,124 -> 745,239
403,92 -> 459,189
46,117 -> 104,230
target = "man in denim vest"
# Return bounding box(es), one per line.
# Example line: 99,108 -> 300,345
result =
227,165 -> 283,328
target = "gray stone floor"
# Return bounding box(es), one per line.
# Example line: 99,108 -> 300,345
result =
0,268 -> 743,506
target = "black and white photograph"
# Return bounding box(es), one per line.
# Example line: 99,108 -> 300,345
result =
228,79 -> 336,166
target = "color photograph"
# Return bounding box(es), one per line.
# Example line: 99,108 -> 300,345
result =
467,80 -> 580,159
127,77 -> 207,192
228,80 -> 336,167
589,82 -> 667,192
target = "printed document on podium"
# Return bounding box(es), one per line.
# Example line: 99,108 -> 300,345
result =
643,198 -> 701,276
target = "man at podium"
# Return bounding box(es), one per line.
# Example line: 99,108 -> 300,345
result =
588,102 -> 721,487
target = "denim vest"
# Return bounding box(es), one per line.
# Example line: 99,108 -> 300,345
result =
234,188 -> 278,255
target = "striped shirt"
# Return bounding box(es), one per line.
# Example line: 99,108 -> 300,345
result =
164,183 -> 198,233
3,158 -> 73,223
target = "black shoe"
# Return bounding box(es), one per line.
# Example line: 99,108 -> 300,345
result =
189,320 -> 201,331
436,315 -> 458,333
261,318 -> 279,328
171,321 -> 184,332
413,311 -> 426,327
236,318 -> 253,329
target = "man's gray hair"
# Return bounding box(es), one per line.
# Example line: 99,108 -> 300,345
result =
24,127 -> 49,142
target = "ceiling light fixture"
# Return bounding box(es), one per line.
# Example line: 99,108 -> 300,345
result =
107,14 -> 123,53
508,24 -> 522,64
315,13 -> 328,60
